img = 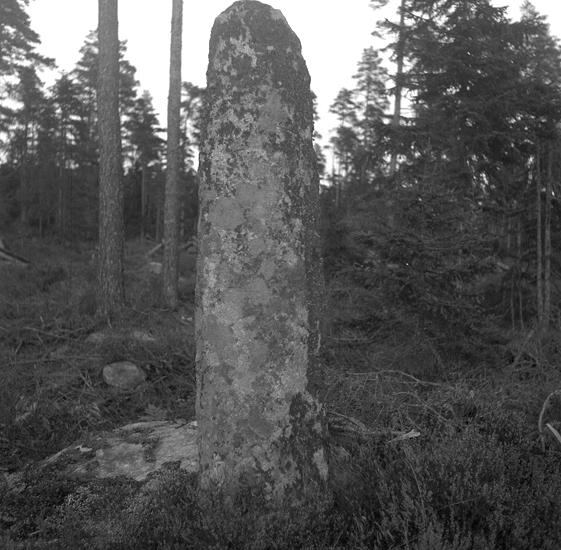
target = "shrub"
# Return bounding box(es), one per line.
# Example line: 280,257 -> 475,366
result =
330,409 -> 561,550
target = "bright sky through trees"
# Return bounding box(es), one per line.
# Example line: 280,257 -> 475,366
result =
27,0 -> 561,148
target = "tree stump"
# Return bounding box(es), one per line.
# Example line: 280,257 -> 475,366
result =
196,0 -> 328,505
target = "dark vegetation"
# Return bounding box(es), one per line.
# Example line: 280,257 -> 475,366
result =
2,222 -> 561,549
3,0 -> 561,548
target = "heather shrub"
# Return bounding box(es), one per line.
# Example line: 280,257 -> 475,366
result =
330,408 -> 561,550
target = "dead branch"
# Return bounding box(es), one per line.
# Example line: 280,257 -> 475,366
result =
145,242 -> 163,258
0,243 -> 30,267
145,239 -> 195,259
349,370 -> 443,387
326,410 -> 420,445
538,389 -> 561,452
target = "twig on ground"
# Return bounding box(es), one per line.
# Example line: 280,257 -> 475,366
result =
545,423 -> 561,449
10,355 -> 102,366
388,429 -> 421,443
327,410 -> 420,443
395,391 -> 452,425
538,389 -> 561,452
23,327 -> 76,341
145,241 -> 163,258
348,370 -> 442,387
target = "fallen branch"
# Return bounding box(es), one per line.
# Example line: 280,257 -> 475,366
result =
538,389 -> 561,452
145,242 -> 163,258
0,244 -> 30,267
145,239 -> 197,259
546,423 -> 561,449
10,355 -> 102,366
349,369 -> 442,387
23,326 -> 78,341
326,410 -> 420,445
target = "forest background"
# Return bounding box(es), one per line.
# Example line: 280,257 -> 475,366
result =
2,0 -> 561,344
4,0 -> 561,547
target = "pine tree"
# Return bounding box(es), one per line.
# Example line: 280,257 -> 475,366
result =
0,0 -> 50,76
366,0 -> 561,346
72,30 -> 139,172
180,81 -> 205,169
328,47 -> 389,201
8,66 -> 46,225
33,92 -> 58,236
50,73 -> 83,235
125,90 -> 164,237
163,0 -> 183,308
66,30 -> 139,238
329,87 -> 360,192
516,1 -> 561,332
352,46 -> 389,184
0,0 -> 52,132
97,0 -> 125,317
353,46 -> 388,149
0,0 -> 54,227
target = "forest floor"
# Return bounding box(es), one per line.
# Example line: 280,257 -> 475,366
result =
1,237 -> 561,549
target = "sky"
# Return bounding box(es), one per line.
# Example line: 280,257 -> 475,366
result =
26,0 -> 561,151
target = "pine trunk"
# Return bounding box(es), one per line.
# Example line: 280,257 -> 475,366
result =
536,146 -> 543,327
97,0 -> 125,317
163,0 -> 183,308
518,216 -> 524,330
544,143 -> 552,332
140,158 -> 147,240
389,0 -> 406,177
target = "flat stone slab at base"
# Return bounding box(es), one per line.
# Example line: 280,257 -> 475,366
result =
1,420 -> 199,548
37,419 -> 198,482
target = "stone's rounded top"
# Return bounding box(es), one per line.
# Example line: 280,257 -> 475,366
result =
218,0 -> 288,25
207,0 -> 311,113
200,0 -> 318,206
210,0 -> 304,64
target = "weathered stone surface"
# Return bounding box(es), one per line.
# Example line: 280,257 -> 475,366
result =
196,0 -> 327,502
102,361 -> 146,389
85,331 -> 108,344
146,261 -> 163,274
1,421 -> 198,549
130,329 -> 157,343
50,344 -> 71,358
35,420 -> 198,482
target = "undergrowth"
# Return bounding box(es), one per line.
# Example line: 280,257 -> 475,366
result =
1,237 -> 561,548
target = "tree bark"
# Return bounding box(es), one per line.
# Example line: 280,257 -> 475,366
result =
389,0 -> 406,178
544,142 -> 552,332
196,0 -> 328,506
163,0 -> 183,308
536,145 -> 543,327
97,0 -> 125,317
140,158 -> 147,240
518,215 -> 524,330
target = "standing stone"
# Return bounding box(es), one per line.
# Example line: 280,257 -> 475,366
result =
196,0 -> 328,504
